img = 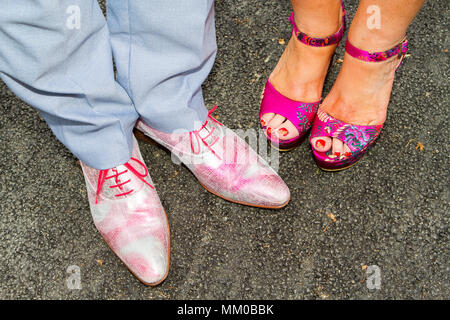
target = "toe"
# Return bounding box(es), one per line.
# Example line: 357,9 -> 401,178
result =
260,113 -> 275,128
274,120 -> 299,140
331,138 -> 344,158
266,114 -> 286,130
343,143 -> 352,157
311,136 -> 332,152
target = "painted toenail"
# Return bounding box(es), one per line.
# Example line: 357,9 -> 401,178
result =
334,152 -> 340,157
267,127 -> 272,136
345,152 -> 351,157
260,119 -> 266,127
278,128 -> 289,136
316,139 -> 326,148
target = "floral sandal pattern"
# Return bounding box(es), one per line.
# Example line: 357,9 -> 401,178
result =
310,37 -> 408,171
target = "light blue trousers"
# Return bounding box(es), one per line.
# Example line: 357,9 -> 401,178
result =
0,0 -> 216,169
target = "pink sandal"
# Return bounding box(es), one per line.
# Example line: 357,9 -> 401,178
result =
309,37 -> 409,171
260,2 -> 346,151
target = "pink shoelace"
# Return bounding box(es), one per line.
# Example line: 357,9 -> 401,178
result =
189,105 -> 223,160
95,157 -> 154,204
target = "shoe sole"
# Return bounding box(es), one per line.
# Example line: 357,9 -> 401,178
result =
270,144 -> 299,152
198,181 -> 290,209
134,128 -> 290,209
268,129 -> 309,152
316,156 -> 362,172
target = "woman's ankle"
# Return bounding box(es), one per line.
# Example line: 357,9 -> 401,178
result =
293,1 -> 342,38
294,16 -> 341,38
269,37 -> 336,102
347,21 -> 407,53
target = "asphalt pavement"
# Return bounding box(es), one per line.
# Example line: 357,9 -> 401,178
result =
0,0 -> 448,299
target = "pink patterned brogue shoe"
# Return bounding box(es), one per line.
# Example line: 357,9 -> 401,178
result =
135,106 -> 290,209
309,37 -> 408,171
259,1 -> 347,151
80,137 -> 170,286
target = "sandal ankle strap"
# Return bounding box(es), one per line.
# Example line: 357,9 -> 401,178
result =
290,3 -> 346,47
345,37 -> 408,62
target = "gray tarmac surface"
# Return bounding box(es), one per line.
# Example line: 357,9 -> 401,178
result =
0,0 -> 448,299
